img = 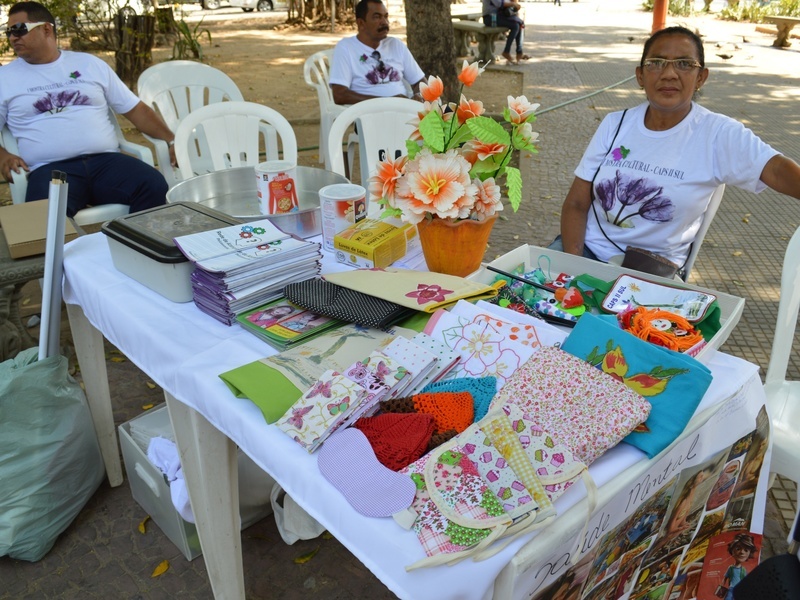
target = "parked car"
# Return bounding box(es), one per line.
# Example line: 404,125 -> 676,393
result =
228,0 -> 273,12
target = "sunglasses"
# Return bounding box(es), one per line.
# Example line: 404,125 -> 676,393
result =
5,21 -> 48,38
642,58 -> 703,73
371,50 -> 386,71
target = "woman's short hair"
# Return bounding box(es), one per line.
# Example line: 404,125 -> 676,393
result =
640,26 -> 705,69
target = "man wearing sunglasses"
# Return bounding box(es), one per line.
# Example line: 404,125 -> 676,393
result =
0,2 -> 175,218
329,0 -> 424,105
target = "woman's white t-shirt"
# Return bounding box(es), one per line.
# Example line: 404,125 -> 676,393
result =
574,102 -> 779,265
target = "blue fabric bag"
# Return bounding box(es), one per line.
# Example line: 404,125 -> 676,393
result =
561,313 -> 712,458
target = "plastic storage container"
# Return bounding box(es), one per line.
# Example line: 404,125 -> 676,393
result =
102,203 -> 240,303
119,404 -> 274,560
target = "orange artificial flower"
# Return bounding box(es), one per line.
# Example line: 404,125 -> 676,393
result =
394,149 -> 476,224
507,95 -> 538,124
420,75 -> 444,103
457,60 -> 485,87
368,155 -> 408,204
456,94 -> 485,124
461,139 -> 506,165
472,177 -> 503,221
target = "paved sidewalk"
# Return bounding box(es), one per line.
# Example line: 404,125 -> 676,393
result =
1,1 -> 798,598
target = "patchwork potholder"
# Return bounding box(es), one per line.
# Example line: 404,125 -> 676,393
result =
561,313 -> 712,458
489,346 -> 651,465
323,267 -> 501,313
284,278 -> 413,329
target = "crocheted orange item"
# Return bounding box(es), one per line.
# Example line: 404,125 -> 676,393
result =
620,307 -> 705,352
411,391 -> 474,434
354,413 -> 434,471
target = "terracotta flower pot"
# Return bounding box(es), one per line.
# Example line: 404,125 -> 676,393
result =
416,215 -> 497,277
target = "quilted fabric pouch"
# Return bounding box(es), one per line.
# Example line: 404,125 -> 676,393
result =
283,278 -> 413,329
323,267 -> 501,313
489,346 -> 652,465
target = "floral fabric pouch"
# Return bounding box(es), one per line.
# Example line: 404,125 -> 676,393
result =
489,346 -> 652,465
323,268 -> 501,313
276,369 -> 368,453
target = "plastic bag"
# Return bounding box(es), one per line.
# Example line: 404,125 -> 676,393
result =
0,347 -> 105,561
269,483 -> 325,545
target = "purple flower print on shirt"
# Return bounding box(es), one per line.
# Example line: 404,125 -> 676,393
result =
365,63 -> 400,85
69,71 -> 81,79
595,169 -> 674,227
33,90 -> 91,114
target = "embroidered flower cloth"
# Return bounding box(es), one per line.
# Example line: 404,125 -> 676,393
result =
561,313 -> 712,458
323,267 -> 500,313
489,346 -> 651,465
284,278 -> 413,329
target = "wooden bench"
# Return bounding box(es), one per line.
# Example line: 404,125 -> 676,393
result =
452,19 -> 510,64
765,16 -> 800,48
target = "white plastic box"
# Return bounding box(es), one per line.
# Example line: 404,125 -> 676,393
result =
470,245 -> 745,363
102,203 -> 240,303
119,405 -> 274,560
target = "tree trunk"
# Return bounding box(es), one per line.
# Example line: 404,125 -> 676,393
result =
404,0 -> 458,103
115,13 -> 156,88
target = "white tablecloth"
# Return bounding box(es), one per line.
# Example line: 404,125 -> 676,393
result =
62,233 -> 760,600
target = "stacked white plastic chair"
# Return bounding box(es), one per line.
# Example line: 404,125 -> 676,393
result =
764,226 -> 800,492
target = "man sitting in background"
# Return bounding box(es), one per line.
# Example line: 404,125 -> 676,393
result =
329,0 -> 425,105
0,1 -> 175,217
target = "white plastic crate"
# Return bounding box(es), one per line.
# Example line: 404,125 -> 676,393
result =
119,405 -> 274,560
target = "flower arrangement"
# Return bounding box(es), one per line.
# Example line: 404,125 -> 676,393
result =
369,60 -> 540,225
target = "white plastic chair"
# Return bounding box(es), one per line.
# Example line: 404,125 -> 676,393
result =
326,97 -> 422,191
764,225 -> 800,492
137,61 -> 277,188
0,107 -> 153,226
681,183 -> 726,281
173,101 -> 297,181
304,49 -> 346,170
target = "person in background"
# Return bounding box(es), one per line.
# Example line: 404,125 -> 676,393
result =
329,0 -> 424,105
554,26 -> 800,269
482,0 -> 529,65
0,1 -> 175,218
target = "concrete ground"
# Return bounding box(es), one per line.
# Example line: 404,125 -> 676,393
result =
1,1 -> 799,598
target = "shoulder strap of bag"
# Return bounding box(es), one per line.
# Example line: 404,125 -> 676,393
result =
590,109 -> 628,255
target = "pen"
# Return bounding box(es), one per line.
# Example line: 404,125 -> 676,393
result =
486,265 -> 553,292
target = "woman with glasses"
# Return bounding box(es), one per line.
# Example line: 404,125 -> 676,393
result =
554,26 -> 800,269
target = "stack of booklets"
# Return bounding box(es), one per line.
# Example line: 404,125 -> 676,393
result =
173,219 -> 321,325
236,298 -> 343,351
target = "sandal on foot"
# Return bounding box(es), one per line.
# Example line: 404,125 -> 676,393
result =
502,52 -> 517,64
516,53 -> 531,62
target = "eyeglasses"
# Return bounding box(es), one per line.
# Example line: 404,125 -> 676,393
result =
5,22 -> 47,38
642,58 -> 703,72
371,50 -> 386,71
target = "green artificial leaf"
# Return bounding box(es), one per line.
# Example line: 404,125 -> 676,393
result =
466,116 -> 510,146
469,159 -> 502,177
419,110 -> 446,153
505,166 -> 522,212
445,124 -> 474,151
406,139 -> 422,160
380,206 -> 403,220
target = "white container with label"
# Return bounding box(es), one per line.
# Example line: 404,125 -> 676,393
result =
255,160 -> 299,215
318,183 -> 367,252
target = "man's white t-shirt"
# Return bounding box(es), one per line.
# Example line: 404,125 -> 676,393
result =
329,36 -> 425,98
0,50 -> 139,171
575,102 -> 779,265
